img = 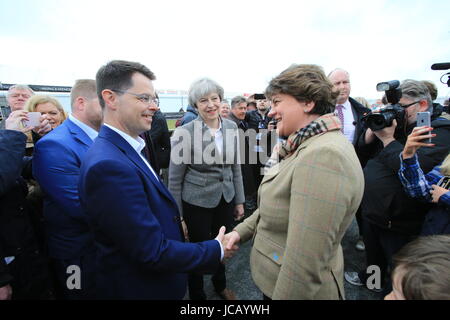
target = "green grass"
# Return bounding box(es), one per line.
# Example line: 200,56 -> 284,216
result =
166,119 -> 177,131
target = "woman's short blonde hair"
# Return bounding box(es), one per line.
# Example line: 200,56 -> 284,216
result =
25,95 -> 67,120
440,153 -> 450,176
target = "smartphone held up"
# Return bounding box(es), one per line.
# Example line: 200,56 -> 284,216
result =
416,112 -> 432,143
23,112 -> 41,128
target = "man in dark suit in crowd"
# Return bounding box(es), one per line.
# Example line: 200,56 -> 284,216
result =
78,60 -> 230,299
328,68 -> 371,252
140,94 -> 171,176
0,110 -> 52,300
33,79 -> 102,299
245,95 -> 274,193
228,96 -> 256,212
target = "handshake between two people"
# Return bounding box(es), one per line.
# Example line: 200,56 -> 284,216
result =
215,227 -> 242,261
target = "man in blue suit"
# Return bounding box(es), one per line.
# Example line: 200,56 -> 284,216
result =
78,60 -> 228,300
33,79 -> 102,299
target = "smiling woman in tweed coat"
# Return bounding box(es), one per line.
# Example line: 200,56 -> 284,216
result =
225,64 -> 365,300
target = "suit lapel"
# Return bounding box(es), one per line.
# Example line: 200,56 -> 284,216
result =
100,126 -> 176,203
198,118 -> 223,164
221,118 -> 230,164
66,119 -> 94,148
349,97 -> 371,145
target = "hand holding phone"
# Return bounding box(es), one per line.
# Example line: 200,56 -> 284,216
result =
416,112 -> 431,143
402,124 -> 435,159
23,112 -> 41,128
437,176 -> 450,189
5,110 -> 32,133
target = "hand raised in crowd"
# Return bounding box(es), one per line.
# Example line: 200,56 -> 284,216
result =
430,184 -> 449,203
33,114 -> 52,136
0,284 -> 12,300
5,110 -> 33,133
364,128 -> 376,145
402,126 -> 436,159
363,108 -> 384,145
215,226 -> 239,260
373,119 -> 397,147
234,204 -> 245,221
268,121 -> 276,131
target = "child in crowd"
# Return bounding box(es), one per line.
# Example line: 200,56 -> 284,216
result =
384,235 -> 450,300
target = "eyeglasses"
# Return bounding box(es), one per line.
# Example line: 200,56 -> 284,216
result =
10,94 -> 31,99
113,89 -> 159,106
399,100 -> 420,109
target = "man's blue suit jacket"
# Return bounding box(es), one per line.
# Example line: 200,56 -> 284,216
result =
78,125 -> 221,300
33,118 -> 95,260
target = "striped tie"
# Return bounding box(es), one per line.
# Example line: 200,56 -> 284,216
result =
335,104 -> 344,133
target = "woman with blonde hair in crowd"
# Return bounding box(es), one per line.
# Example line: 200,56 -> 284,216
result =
24,95 -> 67,252
225,64 -> 365,300
23,95 -> 66,153
354,96 -> 371,109
26,95 -> 67,130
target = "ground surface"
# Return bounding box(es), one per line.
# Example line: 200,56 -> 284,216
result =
200,216 -> 384,300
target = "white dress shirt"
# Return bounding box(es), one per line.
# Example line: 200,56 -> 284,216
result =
203,120 -> 223,155
104,123 -> 160,180
104,124 -> 224,259
69,114 -> 99,141
336,100 -> 356,143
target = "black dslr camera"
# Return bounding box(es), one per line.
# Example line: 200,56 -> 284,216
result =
362,80 -> 406,131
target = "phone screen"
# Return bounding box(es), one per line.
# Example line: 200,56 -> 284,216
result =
23,112 -> 41,128
437,176 -> 450,189
416,112 -> 431,143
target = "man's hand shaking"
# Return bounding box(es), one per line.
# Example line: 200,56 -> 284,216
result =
215,227 -> 240,260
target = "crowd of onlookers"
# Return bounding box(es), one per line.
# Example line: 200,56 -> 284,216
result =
0,60 -> 449,300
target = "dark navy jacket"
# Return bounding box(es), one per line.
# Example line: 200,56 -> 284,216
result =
0,130 -> 45,291
78,125 -> 221,299
180,105 -> 198,126
33,119 -> 95,260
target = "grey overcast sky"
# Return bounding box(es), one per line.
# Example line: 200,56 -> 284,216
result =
1,0 -> 449,100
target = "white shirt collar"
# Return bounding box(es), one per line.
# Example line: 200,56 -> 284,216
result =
341,100 -> 351,109
103,123 -> 160,180
200,118 -> 223,131
69,114 -> 98,141
103,123 -> 146,154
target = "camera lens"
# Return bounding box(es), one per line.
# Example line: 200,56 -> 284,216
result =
367,114 -> 387,131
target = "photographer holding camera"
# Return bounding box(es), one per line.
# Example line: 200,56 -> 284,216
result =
345,79 -> 450,295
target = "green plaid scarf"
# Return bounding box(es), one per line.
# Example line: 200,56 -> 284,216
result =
265,113 -> 341,171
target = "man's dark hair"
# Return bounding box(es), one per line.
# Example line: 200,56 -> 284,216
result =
231,95 -> 247,108
96,60 -> 156,109
247,101 -> 257,108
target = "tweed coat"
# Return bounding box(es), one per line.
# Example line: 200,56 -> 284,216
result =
168,117 -> 245,216
234,129 -> 364,299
